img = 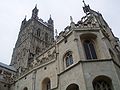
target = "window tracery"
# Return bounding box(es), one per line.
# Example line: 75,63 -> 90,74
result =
93,80 -> 112,90
64,51 -> 73,67
93,76 -> 113,90
83,40 -> 97,59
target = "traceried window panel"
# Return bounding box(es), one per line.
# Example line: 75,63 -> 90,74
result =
83,40 -> 97,59
93,76 -> 113,90
64,51 -> 73,67
93,80 -> 112,90
42,78 -> 51,90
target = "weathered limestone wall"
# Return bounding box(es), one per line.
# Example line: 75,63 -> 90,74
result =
82,61 -> 120,90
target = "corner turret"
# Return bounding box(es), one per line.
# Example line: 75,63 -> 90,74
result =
31,5 -> 39,19
48,15 -> 54,31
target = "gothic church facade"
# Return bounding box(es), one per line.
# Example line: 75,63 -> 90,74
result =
0,3 -> 120,90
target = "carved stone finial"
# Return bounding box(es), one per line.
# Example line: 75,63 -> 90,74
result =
35,4 -> 37,8
70,16 -> 75,28
70,16 -> 73,23
22,15 -> 27,25
55,29 -> 58,38
83,0 -> 86,6
25,15 -> 27,19
82,0 -> 91,14
48,14 -> 53,25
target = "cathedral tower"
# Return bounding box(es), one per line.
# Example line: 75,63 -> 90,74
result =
10,6 -> 54,70
7,2 -> 120,90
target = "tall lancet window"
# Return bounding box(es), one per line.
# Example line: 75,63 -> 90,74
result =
83,40 -> 97,59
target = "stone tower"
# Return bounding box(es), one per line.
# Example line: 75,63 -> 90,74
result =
10,6 -> 54,70
4,2 -> 120,90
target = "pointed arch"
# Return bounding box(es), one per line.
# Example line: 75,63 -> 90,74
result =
63,51 -> 73,67
80,33 -> 97,60
42,78 -> 51,90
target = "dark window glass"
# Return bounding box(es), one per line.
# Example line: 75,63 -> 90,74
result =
65,51 -> 73,67
83,40 -> 97,59
47,81 -> 51,90
42,78 -> 51,90
37,29 -> 41,37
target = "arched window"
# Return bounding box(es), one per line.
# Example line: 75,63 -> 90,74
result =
64,51 -> 73,67
37,28 -> 41,37
66,83 -> 79,90
93,76 -> 113,90
42,78 -> 51,90
23,87 -> 28,90
83,40 -> 97,59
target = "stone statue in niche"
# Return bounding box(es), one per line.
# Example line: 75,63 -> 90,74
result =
32,59 -> 37,67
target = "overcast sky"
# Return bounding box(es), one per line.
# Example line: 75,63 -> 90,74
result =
0,0 -> 120,65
